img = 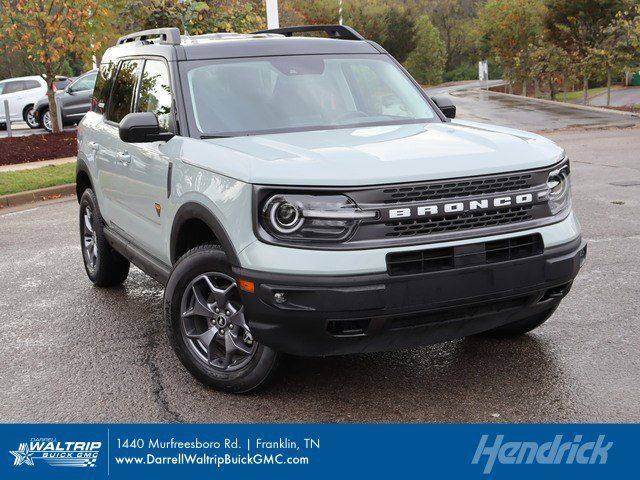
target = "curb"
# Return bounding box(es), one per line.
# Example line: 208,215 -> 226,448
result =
0,183 -> 76,208
467,88 -> 640,118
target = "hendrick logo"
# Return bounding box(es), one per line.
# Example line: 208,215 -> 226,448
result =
388,193 -> 534,220
9,438 -> 101,468
472,434 -> 613,474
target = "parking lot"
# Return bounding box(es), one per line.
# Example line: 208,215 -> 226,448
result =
0,92 -> 639,423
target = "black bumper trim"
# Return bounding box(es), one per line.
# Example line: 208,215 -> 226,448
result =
233,237 -> 586,356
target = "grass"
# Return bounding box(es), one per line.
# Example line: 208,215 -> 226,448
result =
0,163 -> 75,196
560,86 -> 614,102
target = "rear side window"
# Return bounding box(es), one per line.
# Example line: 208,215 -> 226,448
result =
3,81 -> 25,94
24,80 -> 41,90
91,63 -> 116,114
106,59 -> 142,123
136,60 -> 173,132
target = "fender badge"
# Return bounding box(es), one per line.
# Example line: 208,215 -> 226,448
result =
154,203 -> 161,217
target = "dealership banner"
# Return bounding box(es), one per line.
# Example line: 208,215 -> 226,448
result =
0,424 -> 634,479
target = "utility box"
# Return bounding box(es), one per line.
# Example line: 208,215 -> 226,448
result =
632,71 -> 640,86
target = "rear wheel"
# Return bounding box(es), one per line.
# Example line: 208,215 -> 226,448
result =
164,244 -> 281,393
42,109 -> 52,132
79,189 -> 130,287
24,105 -> 39,129
478,305 -> 558,338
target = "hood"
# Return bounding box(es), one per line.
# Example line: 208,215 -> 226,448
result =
178,120 -> 565,186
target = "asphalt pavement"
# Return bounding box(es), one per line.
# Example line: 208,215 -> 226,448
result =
426,81 -> 639,131
589,86 -> 640,107
1,91 -> 639,423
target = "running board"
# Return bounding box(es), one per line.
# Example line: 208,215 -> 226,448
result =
103,227 -> 171,285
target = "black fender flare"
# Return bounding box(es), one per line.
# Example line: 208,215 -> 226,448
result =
75,156 -> 94,202
170,202 -> 240,266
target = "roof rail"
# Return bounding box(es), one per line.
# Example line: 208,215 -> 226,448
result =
253,25 -> 365,41
116,28 -> 181,46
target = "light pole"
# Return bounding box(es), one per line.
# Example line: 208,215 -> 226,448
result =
266,0 -> 279,29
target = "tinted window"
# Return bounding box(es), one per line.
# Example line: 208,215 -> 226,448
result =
136,60 -> 172,132
70,73 -> 97,93
3,81 -> 25,94
24,80 -> 41,90
107,60 -> 142,123
91,64 -> 116,114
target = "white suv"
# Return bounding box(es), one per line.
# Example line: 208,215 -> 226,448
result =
76,26 -> 587,393
0,75 -> 47,129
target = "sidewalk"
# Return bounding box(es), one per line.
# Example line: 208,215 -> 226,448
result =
0,157 -> 75,172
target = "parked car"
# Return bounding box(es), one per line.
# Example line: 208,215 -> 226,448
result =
33,70 -> 97,132
0,75 -> 47,130
77,26 -> 586,393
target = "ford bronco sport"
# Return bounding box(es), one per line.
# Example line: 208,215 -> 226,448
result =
77,26 -> 587,393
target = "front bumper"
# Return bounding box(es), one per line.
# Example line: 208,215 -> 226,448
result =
235,236 -> 587,356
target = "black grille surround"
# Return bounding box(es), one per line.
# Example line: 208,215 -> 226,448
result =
253,158 -> 570,250
386,233 -> 544,276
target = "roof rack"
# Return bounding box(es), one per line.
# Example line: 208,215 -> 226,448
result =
253,25 -> 365,41
116,28 -> 181,46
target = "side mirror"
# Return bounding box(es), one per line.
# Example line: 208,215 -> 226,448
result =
66,88 -> 75,95
119,112 -> 174,143
432,96 -> 456,119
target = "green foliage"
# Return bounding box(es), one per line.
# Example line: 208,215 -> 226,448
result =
443,62 -> 477,82
404,15 -> 446,85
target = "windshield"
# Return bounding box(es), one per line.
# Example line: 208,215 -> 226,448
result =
182,54 -> 439,137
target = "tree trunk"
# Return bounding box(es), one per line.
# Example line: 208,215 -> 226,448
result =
583,77 -> 589,106
549,79 -> 556,101
606,68 -> 612,107
522,80 -> 527,97
534,79 -> 539,98
562,74 -> 568,102
508,81 -> 513,95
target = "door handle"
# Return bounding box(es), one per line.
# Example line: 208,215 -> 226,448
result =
116,151 -> 131,166
88,141 -> 99,151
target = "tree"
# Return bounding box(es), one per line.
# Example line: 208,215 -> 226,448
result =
476,0 -> 546,95
545,0 -> 633,104
382,6 -> 417,63
404,15 -> 446,85
0,0 -> 114,132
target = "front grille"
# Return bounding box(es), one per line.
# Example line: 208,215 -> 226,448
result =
386,206 -> 534,238
386,233 -> 543,276
381,174 -> 533,204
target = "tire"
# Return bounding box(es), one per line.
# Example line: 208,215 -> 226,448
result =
164,244 -> 282,393
42,108 -> 52,132
24,105 -> 39,129
478,305 -> 558,338
79,188 -> 130,287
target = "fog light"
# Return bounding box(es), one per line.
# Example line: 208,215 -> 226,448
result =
274,292 -> 287,304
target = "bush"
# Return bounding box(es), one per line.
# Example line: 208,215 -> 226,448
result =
444,63 -> 477,82
404,15 -> 446,85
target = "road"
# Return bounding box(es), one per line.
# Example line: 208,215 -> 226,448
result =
1,91 -> 639,423
426,81 -> 639,131
589,86 -> 640,107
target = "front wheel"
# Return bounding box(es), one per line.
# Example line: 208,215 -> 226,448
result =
164,244 -> 281,393
42,109 -> 52,132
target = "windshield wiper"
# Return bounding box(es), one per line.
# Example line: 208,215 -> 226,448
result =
200,134 -> 235,139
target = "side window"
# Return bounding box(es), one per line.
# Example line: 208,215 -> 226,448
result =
91,63 -> 116,114
136,60 -> 173,132
106,59 -> 142,123
24,80 -> 42,90
3,81 -> 25,94
70,73 -> 97,93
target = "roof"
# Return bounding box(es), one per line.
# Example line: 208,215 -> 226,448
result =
101,27 -> 384,64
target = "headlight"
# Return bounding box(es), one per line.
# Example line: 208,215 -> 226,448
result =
260,193 -> 376,243
544,160 -> 571,215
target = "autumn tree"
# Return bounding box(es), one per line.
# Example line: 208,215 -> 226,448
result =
545,0 -> 633,105
476,0 -> 546,95
0,0 -> 115,132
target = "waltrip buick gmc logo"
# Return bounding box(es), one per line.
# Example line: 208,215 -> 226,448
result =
9,438 -> 101,468
385,193 -> 537,221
